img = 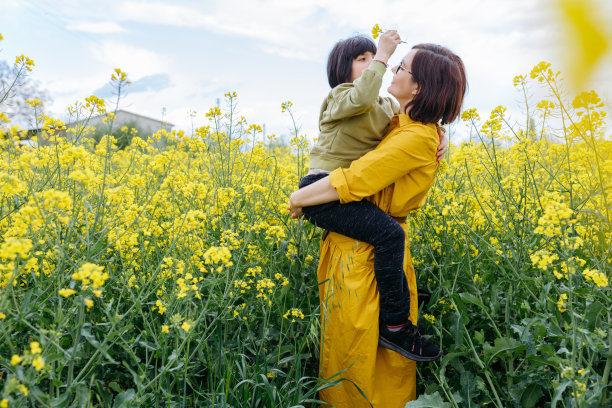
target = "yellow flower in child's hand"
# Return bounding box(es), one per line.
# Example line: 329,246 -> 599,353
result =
372,24 -> 382,39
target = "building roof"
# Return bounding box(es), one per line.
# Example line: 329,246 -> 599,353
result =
67,109 -> 175,128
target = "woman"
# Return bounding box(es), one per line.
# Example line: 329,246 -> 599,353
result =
289,43 -> 467,407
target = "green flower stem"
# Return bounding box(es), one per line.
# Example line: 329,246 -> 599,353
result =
601,310 -> 612,404
454,300 -> 504,408
66,298 -> 85,387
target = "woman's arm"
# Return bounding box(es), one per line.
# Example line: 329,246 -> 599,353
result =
289,123 -> 437,217
289,176 -> 338,218
331,125 -> 438,204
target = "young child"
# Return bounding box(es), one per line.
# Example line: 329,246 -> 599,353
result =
297,31 -> 443,362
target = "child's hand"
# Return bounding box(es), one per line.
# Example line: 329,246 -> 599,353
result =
436,126 -> 448,162
375,30 -> 401,64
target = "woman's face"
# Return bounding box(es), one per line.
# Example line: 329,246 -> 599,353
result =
388,50 -> 419,103
350,51 -> 375,82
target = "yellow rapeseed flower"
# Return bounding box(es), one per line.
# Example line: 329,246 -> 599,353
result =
59,288 -> 76,298
14,55 -> 35,71
181,321 -> 191,332
111,68 -> 130,83
557,293 -> 568,312
155,299 -> 166,315
1,398 -> 8,408
72,263 -> 108,289
0,312 -> 5,319
283,308 -> 304,323
11,354 -> 22,365
26,99 -> 42,108
556,0 -> 610,89
32,355 -> 45,371
582,268 -> 608,287
161,325 -> 169,334
423,314 -> 435,324
18,384 -> 28,396
0,238 -> 33,261
371,24 -> 382,39
30,341 -> 42,354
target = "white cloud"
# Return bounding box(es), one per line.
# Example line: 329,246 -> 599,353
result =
91,41 -> 167,78
114,1 -> 339,52
66,21 -> 126,34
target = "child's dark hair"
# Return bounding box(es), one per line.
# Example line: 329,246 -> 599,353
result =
405,43 -> 467,125
327,35 -> 377,88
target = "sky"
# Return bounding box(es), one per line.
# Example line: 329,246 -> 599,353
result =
1,0 -> 611,143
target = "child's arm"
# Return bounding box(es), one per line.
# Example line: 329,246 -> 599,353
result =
326,31 -> 400,121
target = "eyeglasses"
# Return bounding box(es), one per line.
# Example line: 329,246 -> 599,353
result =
395,60 -> 413,77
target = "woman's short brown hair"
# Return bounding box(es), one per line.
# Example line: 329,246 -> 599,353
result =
327,36 -> 377,88
404,44 -> 467,125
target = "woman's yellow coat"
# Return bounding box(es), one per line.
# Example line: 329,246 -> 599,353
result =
318,114 -> 439,407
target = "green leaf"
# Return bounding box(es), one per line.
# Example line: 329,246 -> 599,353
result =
520,383 -> 544,408
404,392 -> 451,408
112,389 -> 135,408
108,381 -> 122,393
484,336 -> 525,364
458,292 -> 485,309
585,301 -> 603,330
474,330 -> 484,345
551,379 -> 571,408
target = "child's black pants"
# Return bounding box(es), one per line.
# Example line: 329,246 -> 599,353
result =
299,173 -> 411,325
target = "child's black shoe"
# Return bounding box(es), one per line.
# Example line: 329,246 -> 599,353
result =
378,320 -> 442,362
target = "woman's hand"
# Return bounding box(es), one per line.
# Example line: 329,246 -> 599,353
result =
436,126 -> 448,162
287,176 -> 339,220
288,193 -> 304,219
374,30 -> 401,65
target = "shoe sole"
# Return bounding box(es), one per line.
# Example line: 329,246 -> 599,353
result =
378,336 -> 442,362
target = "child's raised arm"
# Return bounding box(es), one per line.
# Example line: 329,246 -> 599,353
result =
326,30 -> 401,121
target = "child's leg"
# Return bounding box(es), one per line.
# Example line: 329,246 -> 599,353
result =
298,174 -> 410,325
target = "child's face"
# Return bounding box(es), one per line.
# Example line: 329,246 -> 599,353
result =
349,51 -> 375,82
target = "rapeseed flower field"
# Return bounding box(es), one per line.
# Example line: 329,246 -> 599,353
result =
1,33 -> 610,407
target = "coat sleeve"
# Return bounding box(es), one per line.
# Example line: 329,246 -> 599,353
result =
326,62 -> 387,121
329,125 -> 437,203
